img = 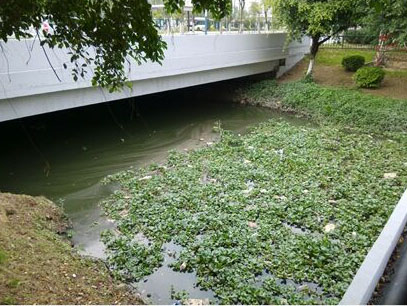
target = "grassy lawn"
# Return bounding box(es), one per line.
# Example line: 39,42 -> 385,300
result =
101,81 -> 407,304
281,49 -> 407,100
385,69 -> 407,78
316,49 -> 375,66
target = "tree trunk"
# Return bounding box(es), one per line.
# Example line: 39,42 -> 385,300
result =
167,17 -> 171,35
306,36 -> 320,76
307,55 -> 315,76
264,11 -> 268,31
239,9 -> 243,33
375,31 -> 386,66
257,15 -> 260,33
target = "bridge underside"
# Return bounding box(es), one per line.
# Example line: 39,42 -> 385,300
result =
0,34 -> 309,122
0,61 -> 280,122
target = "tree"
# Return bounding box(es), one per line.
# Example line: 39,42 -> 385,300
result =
377,0 -> 406,65
249,2 -> 261,17
238,0 -> 245,33
341,0 -> 407,66
249,2 -> 261,31
262,0 -> 272,31
272,0 -> 362,76
0,0 -> 231,91
363,0 -> 407,65
364,0 -> 407,46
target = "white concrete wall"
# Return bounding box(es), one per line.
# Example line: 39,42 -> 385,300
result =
340,190 -> 407,304
0,33 -> 309,122
277,38 -> 310,77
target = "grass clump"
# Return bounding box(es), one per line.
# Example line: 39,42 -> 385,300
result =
385,69 -> 407,79
342,55 -> 365,72
0,249 -> 6,265
316,49 -> 374,66
1,297 -> 17,305
354,66 -> 385,88
7,279 -> 20,288
102,119 -> 406,304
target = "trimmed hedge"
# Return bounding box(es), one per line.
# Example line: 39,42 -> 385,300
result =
342,55 -> 366,72
354,66 -> 385,88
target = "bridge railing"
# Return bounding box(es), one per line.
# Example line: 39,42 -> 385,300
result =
151,3 -> 276,35
154,20 -> 278,35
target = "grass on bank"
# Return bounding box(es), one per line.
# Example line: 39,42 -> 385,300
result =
240,80 -> 407,136
101,80 -> 407,304
315,49 -> 407,81
0,193 -> 141,305
385,69 -> 407,78
281,49 -> 407,102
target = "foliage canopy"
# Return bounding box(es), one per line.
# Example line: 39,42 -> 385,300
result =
272,0 -> 360,42
361,0 -> 407,45
271,0 -> 363,75
0,0 -> 231,91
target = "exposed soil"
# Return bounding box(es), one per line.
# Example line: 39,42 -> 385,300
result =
0,193 -> 143,305
279,59 -> 407,100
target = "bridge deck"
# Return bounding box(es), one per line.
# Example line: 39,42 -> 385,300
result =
0,33 -> 309,122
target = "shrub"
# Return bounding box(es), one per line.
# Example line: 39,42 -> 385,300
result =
354,66 -> 385,88
342,55 -> 366,71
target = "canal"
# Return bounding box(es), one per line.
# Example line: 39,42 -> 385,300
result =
0,81 -> 305,303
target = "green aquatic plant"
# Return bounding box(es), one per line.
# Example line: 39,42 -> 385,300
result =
101,231 -> 163,281
170,286 -> 190,302
101,119 -> 407,304
240,80 -> 407,135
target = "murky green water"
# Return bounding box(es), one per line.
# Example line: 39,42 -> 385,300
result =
0,83 -> 307,303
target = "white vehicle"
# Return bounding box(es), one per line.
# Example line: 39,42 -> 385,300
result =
194,18 -> 206,31
193,17 -> 214,31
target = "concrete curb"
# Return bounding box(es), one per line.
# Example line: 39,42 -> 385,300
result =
340,189 -> 407,305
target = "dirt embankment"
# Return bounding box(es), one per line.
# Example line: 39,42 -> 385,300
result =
0,193 -> 142,305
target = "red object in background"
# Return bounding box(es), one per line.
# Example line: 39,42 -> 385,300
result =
42,21 -> 50,33
379,34 -> 389,42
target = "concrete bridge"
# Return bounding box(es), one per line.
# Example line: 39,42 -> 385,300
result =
0,33 -> 309,122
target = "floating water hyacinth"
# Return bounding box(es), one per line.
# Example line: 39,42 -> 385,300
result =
101,121 -> 407,304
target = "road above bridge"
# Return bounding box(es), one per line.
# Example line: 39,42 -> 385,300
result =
0,33 -> 309,122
